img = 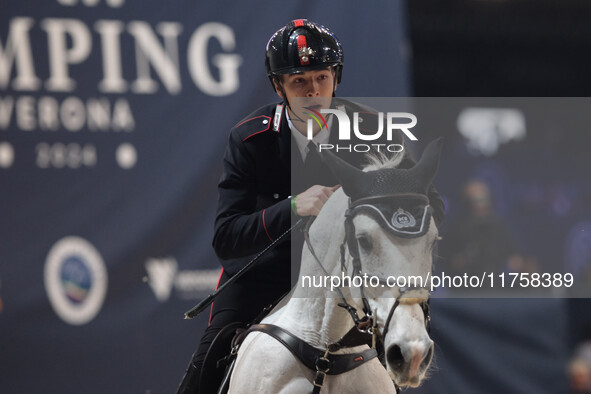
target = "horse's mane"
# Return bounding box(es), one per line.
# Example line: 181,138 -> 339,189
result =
362,150 -> 404,172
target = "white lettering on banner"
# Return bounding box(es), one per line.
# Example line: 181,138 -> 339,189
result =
60,96 -> 86,130
36,142 -> 97,168
0,95 -> 135,132
95,20 -> 127,93
128,21 -> 182,94
16,95 -> 36,130
39,96 -> 59,130
144,257 -> 220,302
1,17 -> 241,96
174,269 -> 220,299
0,18 -> 41,91
41,18 -> 93,92
110,98 -> 135,130
188,22 -> 243,96
0,6 -> 243,169
0,97 -> 14,128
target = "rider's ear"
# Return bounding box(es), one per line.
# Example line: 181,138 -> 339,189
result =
273,78 -> 285,99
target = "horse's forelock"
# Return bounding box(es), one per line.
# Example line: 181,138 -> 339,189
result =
362,151 -> 404,172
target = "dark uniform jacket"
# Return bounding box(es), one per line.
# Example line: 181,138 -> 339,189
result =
212,99 -> 445,289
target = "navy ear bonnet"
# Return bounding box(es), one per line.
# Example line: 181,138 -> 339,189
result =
322,138 -> 442,238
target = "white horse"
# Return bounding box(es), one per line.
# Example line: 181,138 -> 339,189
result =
228,139 -> 442,394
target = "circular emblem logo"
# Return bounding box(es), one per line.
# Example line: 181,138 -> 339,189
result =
44,236 -> 108,325
391,208 -> 416,229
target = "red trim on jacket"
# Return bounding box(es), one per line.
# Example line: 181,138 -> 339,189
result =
262,209 -> 274,241
208,268 -> 224,326
237,115 -> 272,141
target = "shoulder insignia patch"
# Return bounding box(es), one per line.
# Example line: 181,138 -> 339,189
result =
235,115 -> 272,142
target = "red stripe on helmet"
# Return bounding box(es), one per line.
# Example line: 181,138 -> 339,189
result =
294,19 -> 304,27
296,35 -> 310,65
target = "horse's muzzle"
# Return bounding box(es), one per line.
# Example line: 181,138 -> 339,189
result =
386,339 -> 434,387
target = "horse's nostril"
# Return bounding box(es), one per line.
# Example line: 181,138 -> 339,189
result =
421,345 -> 434,369
386,345 -> 405,369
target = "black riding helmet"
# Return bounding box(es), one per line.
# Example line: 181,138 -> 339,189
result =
265,19 -> 344,93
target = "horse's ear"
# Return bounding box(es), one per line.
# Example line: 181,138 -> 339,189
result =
408,138 -> 443,187
320,149 -> 369,198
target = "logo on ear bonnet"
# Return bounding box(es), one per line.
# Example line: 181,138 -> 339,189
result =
391,208 -> 416,229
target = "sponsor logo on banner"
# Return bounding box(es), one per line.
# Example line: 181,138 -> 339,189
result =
144,257 -> 219,301
44,236 -> 108,325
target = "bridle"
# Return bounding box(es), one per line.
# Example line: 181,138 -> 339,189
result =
341,193 -> 433,333
302,192 -> 434,392
306,193 -> 433,329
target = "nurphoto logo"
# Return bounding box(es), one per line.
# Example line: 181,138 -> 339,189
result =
304,107 -> 418,153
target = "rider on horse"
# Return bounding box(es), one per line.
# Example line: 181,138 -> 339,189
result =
177,19 -> 445,393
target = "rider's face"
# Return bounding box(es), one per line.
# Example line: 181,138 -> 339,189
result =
274,68 -> 336,135
276,68 -> 336,100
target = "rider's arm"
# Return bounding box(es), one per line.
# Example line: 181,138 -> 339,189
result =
212,130 -> 294,260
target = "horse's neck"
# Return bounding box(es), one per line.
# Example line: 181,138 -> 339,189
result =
276,295 -> 355,348
271,190 -> 358,347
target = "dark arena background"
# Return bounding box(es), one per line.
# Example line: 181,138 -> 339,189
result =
1,1 -> 590,393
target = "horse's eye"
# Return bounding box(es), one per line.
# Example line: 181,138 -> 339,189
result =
357,235 -> 372,252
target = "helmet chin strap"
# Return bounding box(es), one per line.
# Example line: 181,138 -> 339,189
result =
274,79 -> 307,125
272,76 -> 296,117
